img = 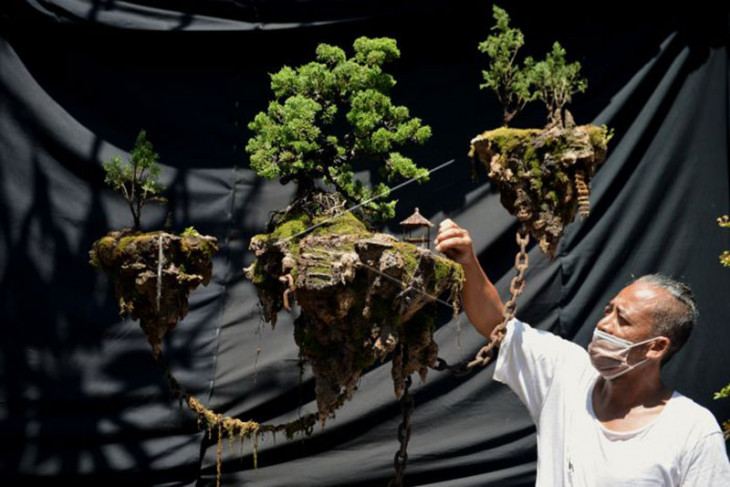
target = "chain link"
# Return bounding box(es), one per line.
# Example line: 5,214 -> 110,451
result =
388,353 -> 414,487
431,226 -> 530,376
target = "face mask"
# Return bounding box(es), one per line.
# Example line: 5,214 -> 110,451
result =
588,329 -> 661,380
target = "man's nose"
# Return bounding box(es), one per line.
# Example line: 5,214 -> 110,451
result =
596,315 -> 613,333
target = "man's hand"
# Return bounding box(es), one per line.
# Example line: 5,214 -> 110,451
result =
434,218 -> 478,265
434,218 -> 504,338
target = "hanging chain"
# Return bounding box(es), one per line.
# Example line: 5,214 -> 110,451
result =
388,372 -> 414,487
432,225 -> 530,376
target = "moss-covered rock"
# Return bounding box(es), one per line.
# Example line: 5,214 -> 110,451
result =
90,229 -> 218,357
469,124 -> 613,256
244,191 -> 464,422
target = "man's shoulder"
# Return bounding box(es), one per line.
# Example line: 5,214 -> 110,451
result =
668,391 -> 723,430
502,317 -> 592,374
506,317 -> 587,356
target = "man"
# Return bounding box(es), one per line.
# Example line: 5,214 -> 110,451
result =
434,218 -> 730,485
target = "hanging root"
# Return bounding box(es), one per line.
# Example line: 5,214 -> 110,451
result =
575,170 -> 591,217
152,346 -> 318,487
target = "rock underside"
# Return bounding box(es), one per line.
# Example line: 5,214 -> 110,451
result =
469,124 -> 611,256
90,229 -> 218,357
245,194 -> 464,422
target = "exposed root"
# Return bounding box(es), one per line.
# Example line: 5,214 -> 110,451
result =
279,274 -> 295,311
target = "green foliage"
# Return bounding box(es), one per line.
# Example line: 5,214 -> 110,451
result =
103,130 -> 165,230
529,42 -> 588,126
479,5 -> 587,128
716,217 -> 730,440
720,215 -> 730,267
714,383 -> 730,400
181,226 -> 201,238
478,5 -> 537,126
246,36 -> 432,222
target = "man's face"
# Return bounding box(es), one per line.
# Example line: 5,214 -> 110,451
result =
596,281 -> 670,359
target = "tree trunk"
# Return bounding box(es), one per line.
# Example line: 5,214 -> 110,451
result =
296,176 -> 315,200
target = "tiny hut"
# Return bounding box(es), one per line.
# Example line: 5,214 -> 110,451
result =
400,207 -> 434,249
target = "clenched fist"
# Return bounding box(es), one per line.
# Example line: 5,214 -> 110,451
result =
434,218 -> 477,265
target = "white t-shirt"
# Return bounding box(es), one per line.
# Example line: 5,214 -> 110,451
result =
493,318 -> 730,486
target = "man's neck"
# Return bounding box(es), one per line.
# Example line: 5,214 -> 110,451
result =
592,368 -> 673,431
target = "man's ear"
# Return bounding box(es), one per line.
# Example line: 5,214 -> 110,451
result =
648,336 -> 671,361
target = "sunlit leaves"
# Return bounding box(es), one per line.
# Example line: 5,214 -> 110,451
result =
246,36 -> 431,222
479,5 -> 586,127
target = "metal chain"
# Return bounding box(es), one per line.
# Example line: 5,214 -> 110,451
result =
432,225 -> 530,376
388,372 -> 414,487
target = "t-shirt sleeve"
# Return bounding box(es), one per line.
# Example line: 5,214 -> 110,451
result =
680,430 -> 730,485
493,317 -> 587,423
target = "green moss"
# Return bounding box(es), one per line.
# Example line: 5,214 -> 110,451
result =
530,176 -> 543,193
117,235 -> 138,252
180,235 -> 216,260
390,242 -> 420,277
251,260 -> 268,285
270,212 -> 312,240
485,127 -> 538,155
116,231 -> 164,253
587,124 -> 612,149
433,257 -> 455,284
311,212 -> 370,237
309,265 -> 332,275
523,144 -> 539,166
546,190 -> 559,206
181,226 -> 201,238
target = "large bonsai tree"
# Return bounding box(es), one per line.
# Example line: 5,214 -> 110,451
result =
246,37 -> 432,222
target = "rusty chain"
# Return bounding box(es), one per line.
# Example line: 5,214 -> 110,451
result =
431,225 -> 530,376
388,372 -> 414,487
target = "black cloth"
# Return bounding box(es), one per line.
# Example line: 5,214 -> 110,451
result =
1,1 -> 728,485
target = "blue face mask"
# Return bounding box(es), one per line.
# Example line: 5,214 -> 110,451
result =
588,329 -> 661,380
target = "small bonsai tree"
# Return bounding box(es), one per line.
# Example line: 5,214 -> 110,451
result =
246,37 -> 432,223
103,129 -> 165,230
479,5 -> 587,129
529,41 -> 588,129
471,6 -> 611,256
478,5 -> 537,127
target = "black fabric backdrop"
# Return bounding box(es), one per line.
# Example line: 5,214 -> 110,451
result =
1,1 -> 729,485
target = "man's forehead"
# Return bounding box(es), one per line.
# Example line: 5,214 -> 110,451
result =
614,281 -> 670,309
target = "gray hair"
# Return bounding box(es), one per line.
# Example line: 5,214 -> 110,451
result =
634,274 -> 698,364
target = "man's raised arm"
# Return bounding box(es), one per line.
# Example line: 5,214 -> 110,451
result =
434,219 -> 503,338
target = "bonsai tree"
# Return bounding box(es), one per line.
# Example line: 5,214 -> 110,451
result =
92,130 -> 217,357
246,37 -> 432,223
478,5 -> 538,127
245,37 -> 464,423
529,41 -> 588,129
103,129 -> 165,230
479,5 -> 588,130
471,5 -> 612,256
